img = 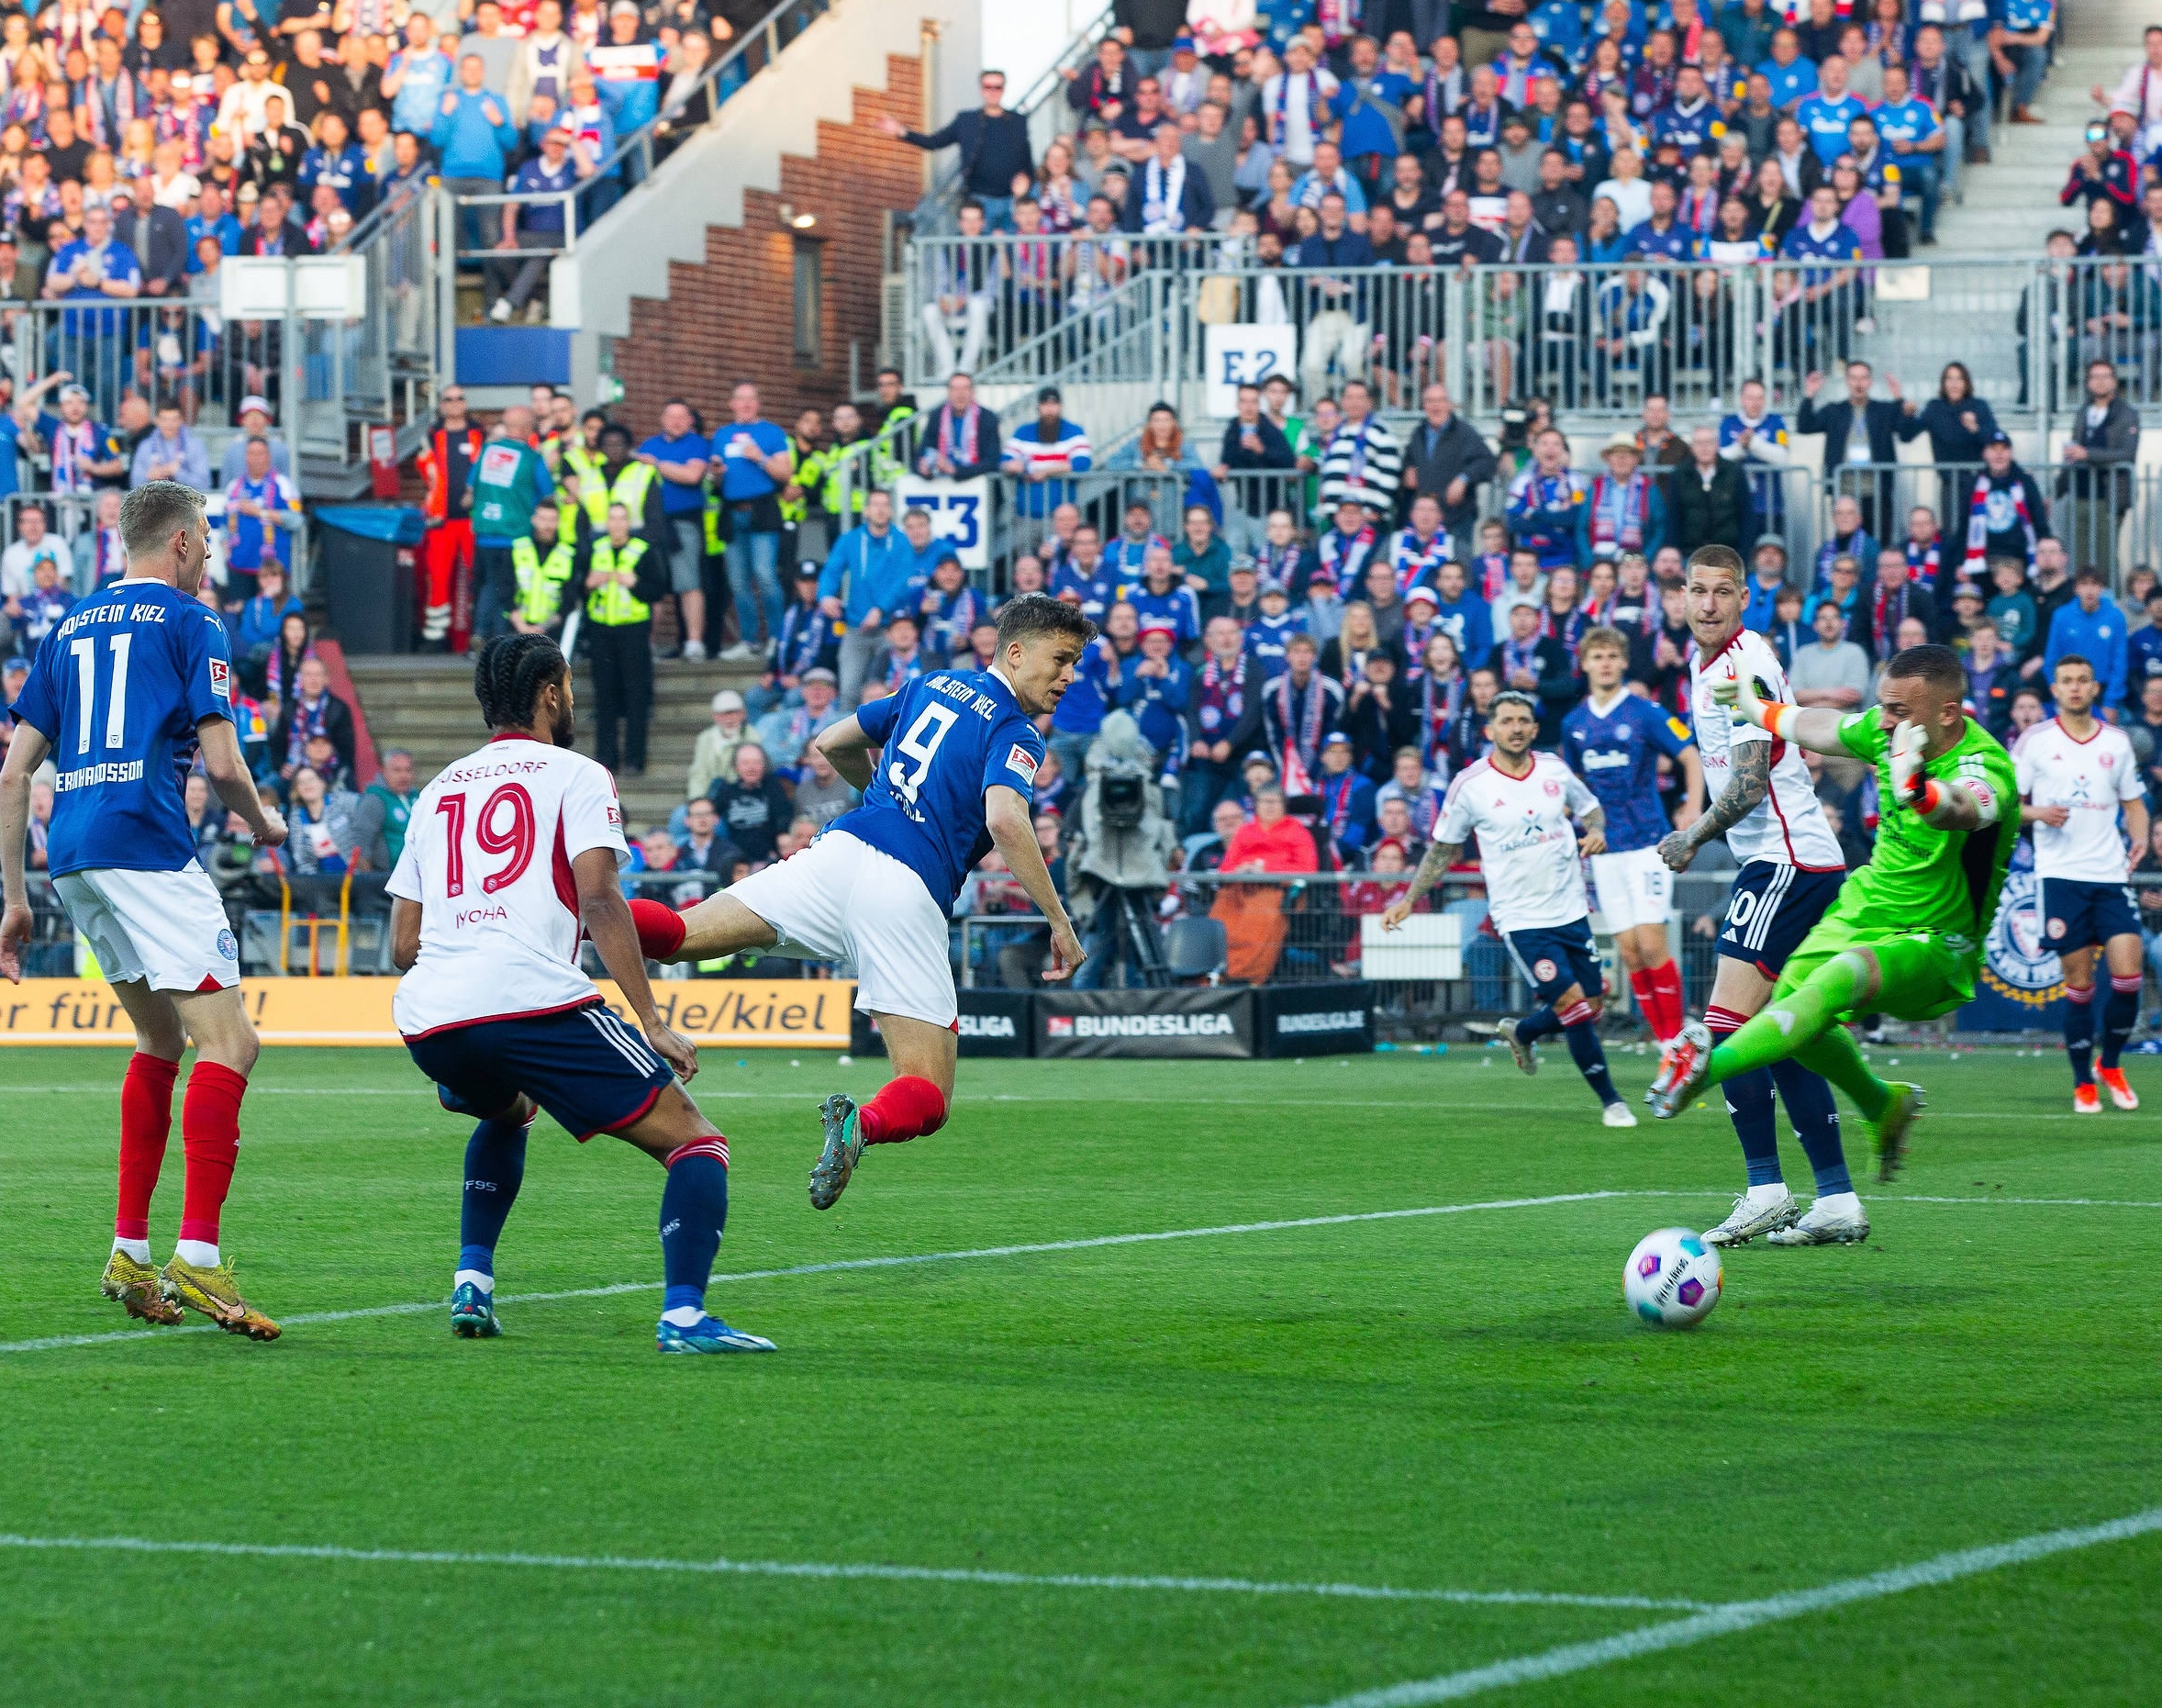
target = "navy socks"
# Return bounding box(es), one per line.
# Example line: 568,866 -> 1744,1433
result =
459,1116 -> 529,1279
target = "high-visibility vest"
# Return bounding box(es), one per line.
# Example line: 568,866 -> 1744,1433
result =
803,441 -> 867,520
871,403 -> 914,489
512,534 -> 575,626
779,438 -> 813,524
562,441 -> 607,521
703,493 -> 725,555
585,537 -> 652,625
567,446 -> 656,530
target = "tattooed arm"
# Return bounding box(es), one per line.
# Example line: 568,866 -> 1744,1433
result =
1381,836 -> 1465,930
1656,741 -> 1769,873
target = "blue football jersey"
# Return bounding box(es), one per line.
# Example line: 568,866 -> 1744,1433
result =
9,579 -> 234,877
835,668 -> 1044,910
1561,691 -> 1694,854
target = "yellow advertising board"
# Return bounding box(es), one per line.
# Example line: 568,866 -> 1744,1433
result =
0,979 -> 854,1048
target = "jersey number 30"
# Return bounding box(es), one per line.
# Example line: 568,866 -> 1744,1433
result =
887,703 -> 959,809
436,783 -> 537,896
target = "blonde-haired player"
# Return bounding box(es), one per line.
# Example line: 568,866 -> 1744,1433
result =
1654,544 -> 1863,1246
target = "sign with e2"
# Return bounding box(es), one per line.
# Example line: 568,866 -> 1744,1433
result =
1203,323 -> 1300,418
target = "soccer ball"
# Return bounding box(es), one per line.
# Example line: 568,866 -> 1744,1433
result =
1623,1229 -> 1722,1328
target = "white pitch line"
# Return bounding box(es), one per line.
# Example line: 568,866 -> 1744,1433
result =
0,1190 -> 1645,1356
1312,1506 -> 2162,1707
0,1533 -> 1711,1613
12,1187 -> 2162,1357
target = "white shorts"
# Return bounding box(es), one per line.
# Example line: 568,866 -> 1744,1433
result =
1588,846 -> 1674,934
53,863 -> 240,993
727,830 -> 956,1028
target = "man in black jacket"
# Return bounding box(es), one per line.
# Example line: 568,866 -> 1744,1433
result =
119,176 -> 190,296
1795,359 -> 1914,539
1399,383 -> 1497,560
1488,600 -> 1578,749
1865,548 -> 1940,658
879,69 -> 1033,228
913,372 -> 1004,480
1211,382 -> 1297,553
1667,423 -> 1752,559
2056,358 -> 2141,578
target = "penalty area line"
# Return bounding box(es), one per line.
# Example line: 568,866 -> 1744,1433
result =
0,1533 -> 1712,1613
0,1190 -> 1649,1356
1311,1505 -> 2162,1707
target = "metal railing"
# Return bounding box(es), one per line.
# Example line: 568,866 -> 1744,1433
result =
444,0 -> 834,281
895,245 -> 2162,434
308,181 -> 443,470
813,452 -> 2162,603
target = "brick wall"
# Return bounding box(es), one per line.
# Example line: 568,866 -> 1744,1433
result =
612,55 -> 924,434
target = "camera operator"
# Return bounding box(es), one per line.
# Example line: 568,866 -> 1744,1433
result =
1065,709 -> 1180,989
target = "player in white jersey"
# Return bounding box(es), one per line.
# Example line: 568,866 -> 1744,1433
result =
2014,654 -> 2150,1112
387,635 -> 774,1354
1382,690 -> 1637,1126
1655,545 -> 1865,1247
2,482 -> 288,1339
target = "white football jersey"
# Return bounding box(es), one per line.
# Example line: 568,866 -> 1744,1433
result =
387,736 -> 630,1039
2013,717 -> 2142,884
1438,750 -> 1599,932
1688,628 -> 1844,871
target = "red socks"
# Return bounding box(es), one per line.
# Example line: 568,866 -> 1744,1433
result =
116,1052 -> 180,1240
1628,969 -> 1661,1041
178,1061 -> 248,1248
857,1076 -> 948,1146
1646,961 -> 1685,1043
629,898 -> 687,962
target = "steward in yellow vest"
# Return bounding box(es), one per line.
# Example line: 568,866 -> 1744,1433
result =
510,500 -> 576,634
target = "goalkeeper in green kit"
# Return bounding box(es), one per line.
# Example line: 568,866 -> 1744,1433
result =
1650,644 -> 2022,1181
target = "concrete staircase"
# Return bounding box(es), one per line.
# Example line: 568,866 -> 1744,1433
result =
1932,1 -> 2147,258
344,653 -> 762,832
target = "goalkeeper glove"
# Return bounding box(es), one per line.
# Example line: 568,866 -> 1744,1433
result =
1889,719 -> 1937,814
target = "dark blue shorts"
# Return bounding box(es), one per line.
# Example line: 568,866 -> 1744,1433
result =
2042,877 -> 2140,952
407,1001 -> 674,1142
1505,918 -> 1604,1005
1717,861 -> 1846,977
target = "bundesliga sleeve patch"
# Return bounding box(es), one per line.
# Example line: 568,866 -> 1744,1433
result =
1006,744 -> 1040,782
209,658 -> 230,700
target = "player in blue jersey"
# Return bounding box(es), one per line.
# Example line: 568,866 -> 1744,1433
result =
1562,627 -> 1704,1049
0,482 -> 289,1338
634,593 -> 1092,1209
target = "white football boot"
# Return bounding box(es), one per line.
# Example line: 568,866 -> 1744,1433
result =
1702,1184 -> 1801,1247
1766,1191 -> 1871,1245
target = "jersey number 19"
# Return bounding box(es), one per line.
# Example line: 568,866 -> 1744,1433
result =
436,783 -> 537,896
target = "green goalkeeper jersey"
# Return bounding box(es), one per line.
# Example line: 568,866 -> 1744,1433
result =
1832,711 -> 2021,969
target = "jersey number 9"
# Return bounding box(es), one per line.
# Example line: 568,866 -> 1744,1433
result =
887,703 -> 959,809
436,783 -> 537,897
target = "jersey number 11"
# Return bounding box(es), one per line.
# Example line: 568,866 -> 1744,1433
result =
68,633 -> 133,755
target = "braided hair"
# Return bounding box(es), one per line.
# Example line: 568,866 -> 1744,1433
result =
474,633 -> 568,731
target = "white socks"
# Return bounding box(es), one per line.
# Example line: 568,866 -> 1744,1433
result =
1814,1190 -> 1863,1219
173,1239 -> 219,1268
661,1305 -> 706,1328
454,1269 -> 495,1295
112,1236 -> 151,1264
1742,1182 -> 1790,1207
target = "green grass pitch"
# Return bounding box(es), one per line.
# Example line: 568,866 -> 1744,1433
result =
3,1042 -> 2160,1705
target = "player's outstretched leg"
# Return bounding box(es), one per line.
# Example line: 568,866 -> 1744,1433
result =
1700,1005 -> 1798,1247
452,1102 -> 534,1338
814,1014 -> 956,1210
101,1048 -> 185,1324
2098,971 -> 2144,1111
2063,977 -> 2100,1113
617,1086 -> 773,1354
